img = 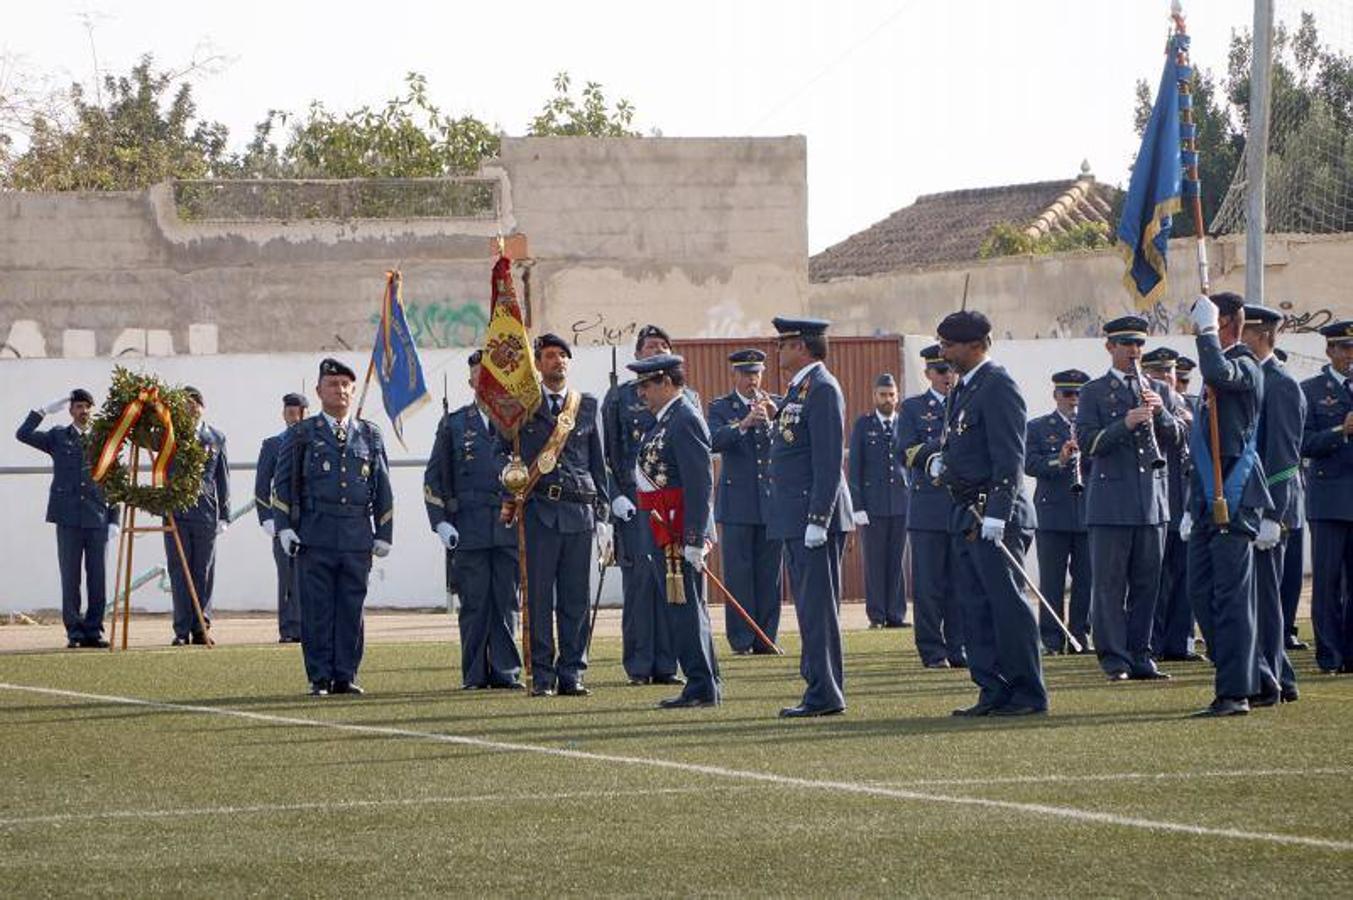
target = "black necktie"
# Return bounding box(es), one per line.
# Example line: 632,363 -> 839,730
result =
550,394 -> 562,416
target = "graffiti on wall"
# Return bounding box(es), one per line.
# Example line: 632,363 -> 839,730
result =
571,314 -> 639,347
1048,304 -> 1104,339
370,299 -> 489,348
1276,301 -> 1335,334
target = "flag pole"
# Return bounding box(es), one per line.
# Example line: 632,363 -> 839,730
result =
1171,2 -> 1228,527
354,271 -> 396,421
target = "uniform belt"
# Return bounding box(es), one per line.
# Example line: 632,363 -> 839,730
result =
449,488 -> 505,509
307,499 -> 369,518
534,484 -> 596,505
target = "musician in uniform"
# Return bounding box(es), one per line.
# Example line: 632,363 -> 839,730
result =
255,392 -> 308,643
849,373 -> 910,629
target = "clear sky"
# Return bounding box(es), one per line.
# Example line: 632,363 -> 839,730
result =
4,1 -> 1286,252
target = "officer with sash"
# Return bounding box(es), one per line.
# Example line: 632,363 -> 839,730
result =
769,316 -> 853,718
602,324 -> 689,685
16,388 -> 120,648
630,353 -> 721,707
900,344 -> 965,668
274,358 -> 394,696
165,386 -> 230,646
1184,292 -> 1272,716
1141,347 -> 1201,662
849,373 -> 910,629
503,333 -> 611,697
256,392 -> 308,643
706,349 -> 782,654
425,351 -> 523,690
921,311 -> 1046,717
1300,319 -> 1353,675
1024,368 -> 1091,654
1242,305 -> 1304,704
1076,317 -> 1183,681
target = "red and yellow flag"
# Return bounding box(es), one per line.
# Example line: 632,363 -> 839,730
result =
475,253 -> 541,436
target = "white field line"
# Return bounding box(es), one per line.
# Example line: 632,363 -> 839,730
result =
3,682 -> 1351,854
875,767 -> 1353,788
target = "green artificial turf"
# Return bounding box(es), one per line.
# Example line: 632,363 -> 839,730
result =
1,629 -> 1350,897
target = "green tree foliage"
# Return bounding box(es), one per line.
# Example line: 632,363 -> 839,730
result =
978,221 -> 1111,259
528,72 -> 639,137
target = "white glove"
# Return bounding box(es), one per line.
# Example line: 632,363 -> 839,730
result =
436,521 -> 460,550
278,529 -> 301,557
804,523 -> 828,549
980,516 -> 1006,543
611,495 -> 637,522
262,518 -> 276,538
1190,294 -> 1219,331
595,521 -> 614,559
372,539 -> 392,558
926,455 -> 944,481
1179,511 -> 1192,542
107,522 -> 120,544
1255,518 -> 1282,551
852,510 -> 870,527
683,544 -> 706,571
41,395 -> 70,415
216,519 -> 229,536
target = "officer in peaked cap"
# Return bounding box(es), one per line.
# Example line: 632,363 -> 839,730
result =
706,348 -> 783,654
1025,368 -> 1092,655
769,316 -> 853,717
900,343 -> 965,668
273,357 -> 394,696
848,372 -> 910,629
256,392 -> 309,643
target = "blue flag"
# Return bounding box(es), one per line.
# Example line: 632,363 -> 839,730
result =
1117,34 -> 1191,309
371,271 -> 429,447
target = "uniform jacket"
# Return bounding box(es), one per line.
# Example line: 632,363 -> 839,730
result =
767,362 -> 854,540
1162,388 -> 1194,530
706,390 -> 777,525
16,411 -> 119,529
602,379 -> 699,499
255,430 -> 286,526
1187,336 -> 1272,523
173,424 -> 230,526
424,404 -> 516,551
898,390 -> 953,532
637,395 -> 716,547
1024,411 -> 1086,533
848,411 -> 909,518
514,387 -> 610,534
1301,365 -> 1353,522
1258,357 -> 1306,529
273,414 -> 394,552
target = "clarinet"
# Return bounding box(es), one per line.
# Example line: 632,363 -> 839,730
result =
1069,446 -> 1084,495
1126,359 -> 1168,471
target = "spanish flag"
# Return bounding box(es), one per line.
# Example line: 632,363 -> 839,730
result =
475,253 -> 541,436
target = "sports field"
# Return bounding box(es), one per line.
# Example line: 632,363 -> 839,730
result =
2,627 -> 1351,896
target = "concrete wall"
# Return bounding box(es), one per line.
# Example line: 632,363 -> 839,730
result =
0,136 -> 808,359
811,232 -> 1353,340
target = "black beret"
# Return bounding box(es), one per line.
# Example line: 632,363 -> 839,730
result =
1243,304 -> 1283,326
1274,347 -> 1289,363
635,324 -> 672,353
282,392 -> 308,408
1176,355 -> 1197,373
69,388 -> 94,405
1209,292 -> 1246,316
936,310 -> 991,343
319,357 -> 357,381
1051,369 -> 1090,388
468,349 -> 484,367
626,352 -> 684,383
1141,347 -> 1179,369
1103,315 -> 1149,343
534,332 -> 573,358
728,348 -> 766,372
1319,321 -> 1353,344
184,385 -> 204,405
772,316 -> 831,338
875,373 -> 897,388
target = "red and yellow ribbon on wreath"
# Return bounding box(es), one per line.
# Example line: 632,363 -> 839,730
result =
92,387 -> 178,488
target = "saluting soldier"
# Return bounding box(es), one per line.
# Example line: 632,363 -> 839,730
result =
1242,305 -> 1304,704
1141,347 -> 1201,662
274,358 -> 394,697
503,333 -> 611,697
900,344 -> 965,668
848,373 -> 910,629
1076,317 -> 1183,681
16,388 -> 119,648
256,392 -> 308,643
1184,292 -> 1273,716
706,349 -> 782,654
769,316 -> 853,718
1300,319 -> 1353,675
922,311 -> 1045,717
602,324 -> 690,686
165,386 -> 230,646
630,353 -> 721,707
1024,369 -> 1091,655
425,351 -> 523,691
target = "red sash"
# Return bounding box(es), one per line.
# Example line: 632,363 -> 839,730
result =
637,487 -> 684,548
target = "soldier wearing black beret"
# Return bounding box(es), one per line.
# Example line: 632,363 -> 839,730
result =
255,392 -> 311,643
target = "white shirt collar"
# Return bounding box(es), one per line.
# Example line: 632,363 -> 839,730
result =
1110,367 -> 1133,384
321,410 -> 351,432
1329,365 -> 1348,387
735,390 -> 757,406
789,360 -> 822,387
875,410 -> 895,428
1056,409 -> 1073,426
960,358 -> 990,386
928,387 -> 947,404
1257,352 -> 1275,366
654,394 -> 682,422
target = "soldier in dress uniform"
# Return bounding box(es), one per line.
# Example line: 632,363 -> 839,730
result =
165,386 -> 230,646
1184,292 -> 1273,716
16,388 -> 120,648
706,349 -> 782,654
425,351 -> 523,690
921,311 -> 1046,717
1024,368 -> 1091,655
1241,305 -> 1304,704
769,316 -> 853,718
1076,317 -> 1184,681
273,358 -> 394,697
849,373 -> 910,629
602,324 -> 691,686
1273,347 -> 1311,653
502,333 -> 611,697
900,345 -> 965,668
629,353 -> 721,707
1300,319 -> 1353,675
256,392 -> 308,643
1141,347 -> 1202,662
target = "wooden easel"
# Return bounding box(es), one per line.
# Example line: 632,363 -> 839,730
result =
107,445 -> 213,650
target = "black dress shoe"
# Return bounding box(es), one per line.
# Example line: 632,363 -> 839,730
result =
1280,687 -> 1300,703
189,630 -> 209,645
66,639 -> 81,649
732,648 -> 754,656
627,676 -> 652,686
1106,671 -> 1130,682
558,683 -> 591,697
1161,652 -> 1205,662
461,683 -> 488,690
752,645 -> 778,655
171,636 -> 189,646
948,657 -> 969,669
1130,669 -> 1171,681
886,621 -> 912,629
651,674 -> 685,686
990,704 -> 1047,717
530,685 -> 556,697
489,681 -> 526,691
924,660 -> 951,669
80,637 -> 110,649
1284,636 -> 1309,651
309,679 -> 331,697
1249,690 -> 1281,708
657,696 -> 717,709
779,703 -> 844,718
1191,697 -> 1249,717
951,702 -> 995,717
867,622 -> 884,630
331,681 -> 364,696
278,636 -> 301,644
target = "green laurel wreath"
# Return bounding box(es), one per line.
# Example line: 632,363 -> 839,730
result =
86,367 -> 207,517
